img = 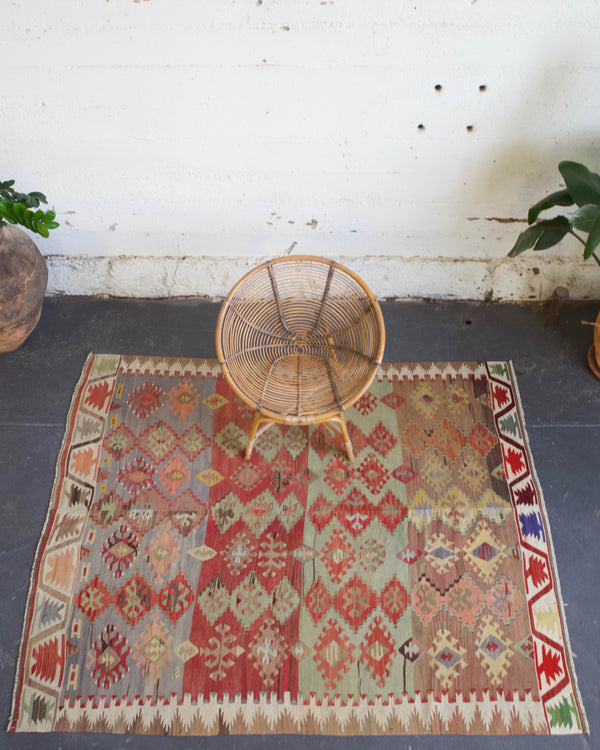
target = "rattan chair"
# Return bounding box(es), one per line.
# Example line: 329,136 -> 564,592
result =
215,255 -> 385,461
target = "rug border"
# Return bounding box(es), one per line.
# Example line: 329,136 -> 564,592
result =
503,360 -> 588,735
7,353 -> 102,731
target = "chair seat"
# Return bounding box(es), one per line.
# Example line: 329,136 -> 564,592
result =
216,255 -> 385,457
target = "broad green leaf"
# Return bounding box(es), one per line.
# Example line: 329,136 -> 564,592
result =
559,161 -> 600,206
508,216 -> 571,256
584,211 -> 600,259
527,189 -> 573,224
572,204 -> 600,232
27,191 -> 47,204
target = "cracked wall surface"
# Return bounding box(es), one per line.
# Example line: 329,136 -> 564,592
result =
3,1 -> 600,300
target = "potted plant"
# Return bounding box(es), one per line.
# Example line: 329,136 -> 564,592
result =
0,180 -> 59,352
508,160 -> 600,378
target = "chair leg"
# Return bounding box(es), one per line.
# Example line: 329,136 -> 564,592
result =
245,414 -> 276,459
245,413 -> 262,459
327,413 -> 354,462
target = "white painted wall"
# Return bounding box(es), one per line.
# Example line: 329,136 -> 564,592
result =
2,0 -> 600,300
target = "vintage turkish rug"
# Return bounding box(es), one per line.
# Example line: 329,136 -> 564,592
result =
9,355 -> 587,736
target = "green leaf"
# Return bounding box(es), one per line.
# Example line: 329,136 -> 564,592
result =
584,211 -> 600,259
508,216 -> 571,256
572,204 -> 600,232
559,161 -> 600,206
527,189 -> 573,224
27,191 -> 47,205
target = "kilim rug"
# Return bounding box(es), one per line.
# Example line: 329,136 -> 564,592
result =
9,355 -> 587,736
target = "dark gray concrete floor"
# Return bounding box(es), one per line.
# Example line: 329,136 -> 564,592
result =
1,297 -> 598,750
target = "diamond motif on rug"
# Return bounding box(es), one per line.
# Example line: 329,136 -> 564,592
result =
103,424 -> 135,460
313,618 -> 355,690
232,572 -> 270,630
321,528 -> 356,584
380,577 -> 409,625
305,578 -> 333,625
137,420 -> 178,463
75,576 -> 112,622
429,629 -> 467,689
248,617 -> 287,687
212,491 -> 242,533
476,613 -> 513,687
323,457 -> 354,496
230,463 -> 264,493
333,574 -> 377,631
356,455 -> 390,494
87,624 -> 130,689
132,612 -> 173,679
166,378 -> 200,421
128,383 -> 163,419
158,571 -> 195,624
360,616 -> 397,688
180,424 -> 211,460
197,575 -> 230,624
117,457 -> 155,498
101,524 -> 139,578
115,573 -> 155,626
202,623 -> 245,681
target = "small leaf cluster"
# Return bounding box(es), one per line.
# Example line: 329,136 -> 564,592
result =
0,179 -> 59,238
508,161 -> 600,267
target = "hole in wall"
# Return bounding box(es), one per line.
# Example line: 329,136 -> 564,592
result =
417,123 -> 425,131
434,84 -> 443,91
466,125 -> 474,132
479,84 -> 487,91
463,319 -> 472,326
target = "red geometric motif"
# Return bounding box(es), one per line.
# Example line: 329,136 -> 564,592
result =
310,424 -> 334,459
103,424 -> 135,460
323,457 -> 354,496
31,637 -> 64,684
128,382 -> 164,418
115,574 -> 155,626
321,529 -> 356,584
166,378 -> 200,421
354,391 -> 378,416
467,423 -> 497,457
491,383 -> 510,410
380,391 -> 405,409
377,491 -> 407,532
87,624 -> 130,689
85,380 -> 113,412
307,495 -> 336,532
333,575 -> 377,631
392,464 -> 417,484
75,576 -> 112,622
367,422 -> 398,457
117,457 -> 155,497
331,421 -> 368,457
313,619 -> 355,690
305,579 -> 333,624
355,455 -> 389,494
101,525 -> 139,578
180,424 -> 211,460
158,571 -> 195,624
156,452 -> 191,498
337,489 -> 372,537
502,445 -> 526,478
137,420 -> 178,463
379,577 -> 409,625
430,418 -> 465,461
359,616 -> 396,688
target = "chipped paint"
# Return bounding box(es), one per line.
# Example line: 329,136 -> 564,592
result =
43,254 -> 598,302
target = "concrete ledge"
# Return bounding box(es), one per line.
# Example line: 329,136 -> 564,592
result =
44,254 -> 599,302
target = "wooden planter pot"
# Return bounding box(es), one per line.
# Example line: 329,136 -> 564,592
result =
0,225 -> 48,353
588,310 -> 600,380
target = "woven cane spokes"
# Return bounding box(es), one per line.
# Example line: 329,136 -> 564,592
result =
216,256 -> 385,424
